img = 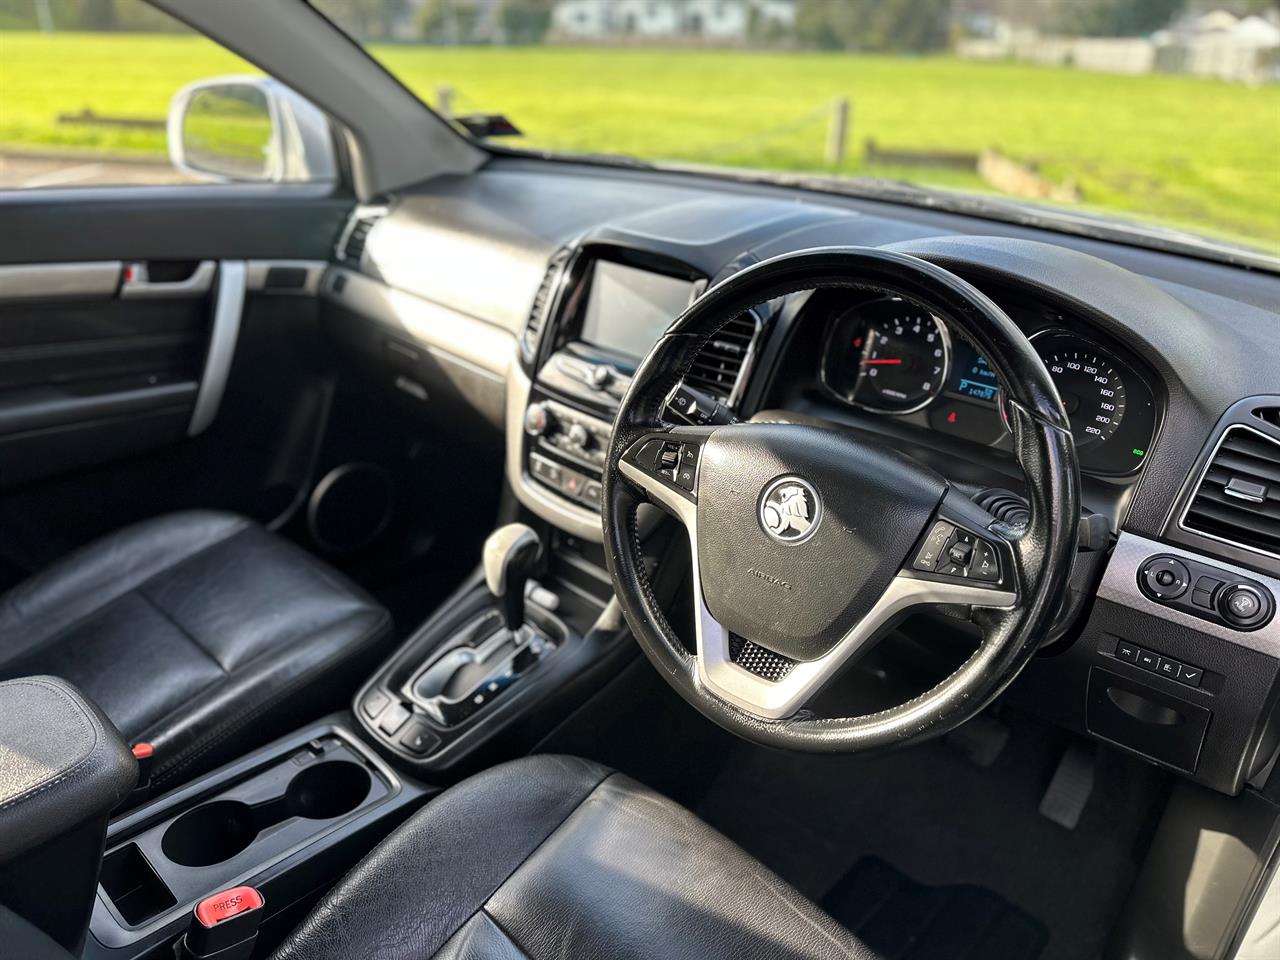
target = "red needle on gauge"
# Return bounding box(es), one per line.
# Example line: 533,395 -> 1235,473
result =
861,358 -> 903,365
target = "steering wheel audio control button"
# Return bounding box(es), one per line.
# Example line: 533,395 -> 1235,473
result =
969,539 -> 1001,582
914,521 -> 955,571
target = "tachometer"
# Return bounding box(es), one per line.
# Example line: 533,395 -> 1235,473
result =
822,299 -> 951,414
1031,331 -> 1126,447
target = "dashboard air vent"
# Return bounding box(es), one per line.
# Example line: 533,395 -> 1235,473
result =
336,207 -> 386,265
682,312 -> 761,405
522,248 -> 570,365
1253,406 -> 1280,429
1182,425 -> 1280,558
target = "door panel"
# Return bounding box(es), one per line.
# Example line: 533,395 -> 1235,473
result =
0,187 -> 351,573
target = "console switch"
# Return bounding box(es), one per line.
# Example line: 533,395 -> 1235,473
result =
1138,554 -> 1274,632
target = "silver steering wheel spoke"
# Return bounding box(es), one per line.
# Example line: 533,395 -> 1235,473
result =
621,438 -> 1017,720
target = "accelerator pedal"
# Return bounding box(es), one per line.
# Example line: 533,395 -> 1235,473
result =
1039,740 -> 1096,830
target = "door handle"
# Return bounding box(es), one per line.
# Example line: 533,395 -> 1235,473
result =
121,260 -> 216,299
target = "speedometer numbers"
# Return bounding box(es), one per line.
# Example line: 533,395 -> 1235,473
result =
1032,333 -> 1126,446
822,299 -> 951,414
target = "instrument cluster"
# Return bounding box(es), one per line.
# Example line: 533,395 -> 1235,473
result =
819,295 -> 1159,477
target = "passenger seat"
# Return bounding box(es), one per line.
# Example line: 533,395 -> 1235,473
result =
0,511 -> 392,789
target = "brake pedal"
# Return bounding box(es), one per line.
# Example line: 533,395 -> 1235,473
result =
1039,741 -> 1096,830
945,713 -> 1010,768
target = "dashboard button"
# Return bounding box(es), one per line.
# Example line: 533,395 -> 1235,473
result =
1177,664 -> 1203,688
399,721 -> 440,756
1136,649 -> 1159,671
1115,641 -> 1139,663
913,521 -> 954,571
1139,557 -> 1190,601
1220,584 -> 1268,628
1157,657 -> 1181,678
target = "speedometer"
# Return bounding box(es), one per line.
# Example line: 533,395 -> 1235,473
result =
822,298 -> 951,414
1031,331 -> 1126,447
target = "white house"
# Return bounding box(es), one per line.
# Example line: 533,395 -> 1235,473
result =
552,0 -> 795,43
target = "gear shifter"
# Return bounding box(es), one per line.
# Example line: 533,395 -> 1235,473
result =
483,523 -> 543,632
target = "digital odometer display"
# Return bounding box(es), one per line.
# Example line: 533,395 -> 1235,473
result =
822,299 -> 951,414
1032,331 -> 1126,447
949,342 -> 1000,404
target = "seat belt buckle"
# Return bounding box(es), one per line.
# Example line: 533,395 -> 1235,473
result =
176,885 -> 264,960
131,742 -> 154,789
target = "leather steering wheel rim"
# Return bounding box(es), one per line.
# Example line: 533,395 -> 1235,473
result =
602,247 -> 1080,753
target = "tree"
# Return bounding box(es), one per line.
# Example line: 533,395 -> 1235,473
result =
500,0 -> 551,44
795,0 -> 952,52
1054,0 -> 1188,36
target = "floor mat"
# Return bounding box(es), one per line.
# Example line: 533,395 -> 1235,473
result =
826,856 -> 1048,960
695,710 -> 1169,960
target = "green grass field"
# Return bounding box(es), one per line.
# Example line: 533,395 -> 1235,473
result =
2,32 -> 1278,252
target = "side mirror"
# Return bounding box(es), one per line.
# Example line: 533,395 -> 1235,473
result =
167,76 -> 337,185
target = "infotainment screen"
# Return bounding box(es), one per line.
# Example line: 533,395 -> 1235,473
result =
579,260 -> 696,358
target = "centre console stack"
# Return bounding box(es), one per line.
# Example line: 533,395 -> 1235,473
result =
508,239 -> 761,541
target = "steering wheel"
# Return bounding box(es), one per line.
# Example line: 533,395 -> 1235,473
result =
602,247 -> 1080,752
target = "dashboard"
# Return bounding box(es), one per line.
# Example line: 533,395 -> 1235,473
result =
319,158 -> 1280,798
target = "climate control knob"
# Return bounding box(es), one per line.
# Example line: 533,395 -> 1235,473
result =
567,423 -> 592,449
524,403 -> 551,437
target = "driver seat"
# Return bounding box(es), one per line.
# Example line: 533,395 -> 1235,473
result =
271,754 -> 877,960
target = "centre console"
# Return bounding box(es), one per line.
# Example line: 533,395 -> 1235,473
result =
506,240 -> 761,542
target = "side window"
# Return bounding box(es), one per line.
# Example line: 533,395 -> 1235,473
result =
0,0 -> 335,190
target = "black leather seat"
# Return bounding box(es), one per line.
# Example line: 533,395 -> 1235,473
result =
272,754 -> 877,960
0,510 -> 391,788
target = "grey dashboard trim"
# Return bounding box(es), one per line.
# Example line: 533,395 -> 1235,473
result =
188,260 -> 246,437
323,267 -> 513,380
246,259 -> 326,295
505,361 -> 604,543
1099,531 -> 1280,656
0,261 -> 121,300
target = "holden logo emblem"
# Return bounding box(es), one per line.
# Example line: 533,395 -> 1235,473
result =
758,477 -> 822,545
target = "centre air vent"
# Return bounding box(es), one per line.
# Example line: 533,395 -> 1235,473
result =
522,248 -> 570,365
682,311 -> 762,406
335,206 -> 387,265
1182,425 -> 1280,559
1253,406 -> 1280,429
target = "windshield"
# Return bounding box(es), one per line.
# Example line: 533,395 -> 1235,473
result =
313,0 -> 1280,259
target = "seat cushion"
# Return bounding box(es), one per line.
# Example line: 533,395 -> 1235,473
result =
271,755 -> 877,960
0,510 -> 391,788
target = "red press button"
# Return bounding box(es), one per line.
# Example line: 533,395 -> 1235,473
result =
195,886 -> 264,928
131,742 -> 154,759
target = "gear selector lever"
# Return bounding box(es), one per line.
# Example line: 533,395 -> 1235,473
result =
483,523 -> 543,633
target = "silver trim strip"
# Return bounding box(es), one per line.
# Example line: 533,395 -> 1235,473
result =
505,360 -> 604,543
1177,423 -> 1280,564
1098,531 -> 1280,656
245,259 -> 325,295
0,261 -> 121,300
620,457 -> 1015,719
188,261 -> 246,437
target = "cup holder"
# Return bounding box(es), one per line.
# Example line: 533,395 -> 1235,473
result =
285,760 -> 371,820
161,761 -> 372,868
161,800 -> 259,868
